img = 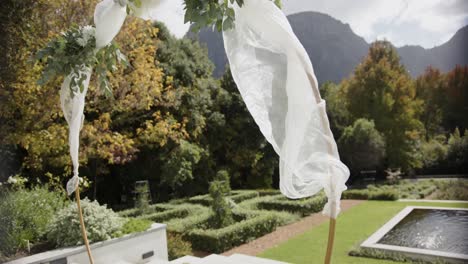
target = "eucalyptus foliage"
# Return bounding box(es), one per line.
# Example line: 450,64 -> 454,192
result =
34,25 -> 128,97
184,0 -> 282,32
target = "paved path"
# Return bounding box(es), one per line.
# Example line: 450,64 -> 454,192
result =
222,200 -> 365,257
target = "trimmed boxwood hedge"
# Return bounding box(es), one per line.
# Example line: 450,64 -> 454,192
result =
118,204 -> 171,217
186,211 -> 297,253
138,204 -> 205,223
166,209 -> 212,233
257,194 -> 327,216
342,189 -> 398,200
188,190 -> 259,206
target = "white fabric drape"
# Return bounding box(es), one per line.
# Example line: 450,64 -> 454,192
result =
61,67 -> 92,195
94,0 -> 184,48
223,0 -> 349,218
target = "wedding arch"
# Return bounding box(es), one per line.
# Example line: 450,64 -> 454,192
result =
35,0 -> 350,263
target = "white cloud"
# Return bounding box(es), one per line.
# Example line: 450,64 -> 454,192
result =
282,0 -> 468,48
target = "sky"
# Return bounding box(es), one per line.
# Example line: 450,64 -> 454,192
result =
281,0 -> 468,48
157,0 -> 468,49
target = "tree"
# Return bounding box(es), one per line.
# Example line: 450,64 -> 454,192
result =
338,118 -> 385,176
447,128 -> 468,173
207,68 -> 277,189
209,170 -> 234,228
444,65 -> 468,132
320,81 -> 352,139
343,41 -> 423,170
415,67 -> 446,138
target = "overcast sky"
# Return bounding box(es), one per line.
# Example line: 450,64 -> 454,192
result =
282,0 -> 468,48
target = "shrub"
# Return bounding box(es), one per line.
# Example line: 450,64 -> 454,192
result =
209,170 -> 234,228
368,190 -> 398,200
187,211 -> 296,253
338,118 -> 385,175
46,198 -> 124,247
0,186 -> 67,256
257,194 -> 327,216
134,181 -> 151,214
434,180 -> 468,200
342,189 -> 370,200
121,218 -> 152,235
167,232 -> 192,260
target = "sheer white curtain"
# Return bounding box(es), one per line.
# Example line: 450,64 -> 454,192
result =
223,0 -> 349,218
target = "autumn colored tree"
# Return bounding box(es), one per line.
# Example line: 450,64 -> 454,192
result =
343,41 -> 423,171
0,1 -> 187,197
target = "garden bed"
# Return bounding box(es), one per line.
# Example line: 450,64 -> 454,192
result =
186,210 -> 298,253
343,179 -> 440,201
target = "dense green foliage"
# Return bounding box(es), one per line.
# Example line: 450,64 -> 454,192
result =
257,194 -> 327,216
167,232 -> 193,260
187,210 -> 297,253
338,119 -> 386,175
209,170 -> 234,228
0,185 -> 67,255
342,179 -> 439,200
120,218 -> 152,235
184,0 -> 282,32
434,179 -> 468,201
46,198 -> 124,247
343,41 -> 423,170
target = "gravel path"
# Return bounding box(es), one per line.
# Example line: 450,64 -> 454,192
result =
222,200 -> 365,257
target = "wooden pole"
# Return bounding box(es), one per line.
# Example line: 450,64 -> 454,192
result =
324,218 -> 336,264
75,185 -> 95,264
304,70 -> 337,264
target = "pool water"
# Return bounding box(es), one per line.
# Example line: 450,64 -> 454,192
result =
378,209 -> 468,254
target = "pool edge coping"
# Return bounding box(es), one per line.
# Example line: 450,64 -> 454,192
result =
361,206 -> 468,261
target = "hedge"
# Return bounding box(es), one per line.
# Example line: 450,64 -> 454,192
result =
230,190 -> 259,203
166,208 -> 212,233
188,190 -> 259,206
118,204 -> 170,217
257,194 -> 327,216
342,189 -> 398,200
187,211 -> 297,253
256,189 -> 281,196
138,204 -> 205,223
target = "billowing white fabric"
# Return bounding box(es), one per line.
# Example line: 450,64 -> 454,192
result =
223,0 -> 349,218
95,0 -> 127,48
60,67 -> 92,195
94,0 -> 185,48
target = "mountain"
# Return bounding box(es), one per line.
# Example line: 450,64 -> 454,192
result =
187,11 -> 468,83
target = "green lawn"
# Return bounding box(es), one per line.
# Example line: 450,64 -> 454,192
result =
259,201 -> 468,264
